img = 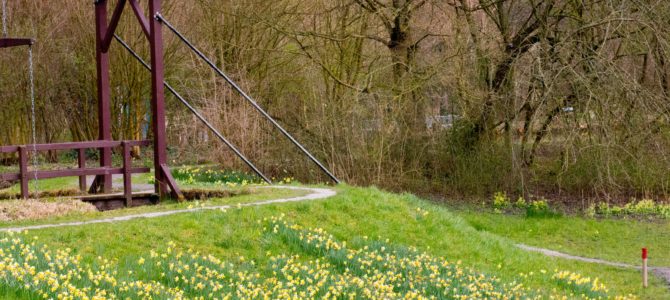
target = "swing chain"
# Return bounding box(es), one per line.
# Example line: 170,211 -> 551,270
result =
28,46 -> 39,195
2,0 -> 7,37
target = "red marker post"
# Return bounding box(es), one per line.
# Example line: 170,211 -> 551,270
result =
642,248 -> 648,288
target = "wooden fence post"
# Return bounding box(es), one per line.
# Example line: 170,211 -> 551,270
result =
18,146 -> 29,199
122,141 -> 132,207
78,148 -> 87,192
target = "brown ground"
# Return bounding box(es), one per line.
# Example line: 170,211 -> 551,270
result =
0,199 -> 96,222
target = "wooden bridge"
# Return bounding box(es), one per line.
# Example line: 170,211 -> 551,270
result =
0,140 -> 174,209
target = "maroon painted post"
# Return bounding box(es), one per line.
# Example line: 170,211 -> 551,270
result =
148,0 -> 169,198
94,0 -> 113,193
122,141 -> 133,206
78,148 -> 87,192
18,147 -> 29,199
100,0 -> 127,52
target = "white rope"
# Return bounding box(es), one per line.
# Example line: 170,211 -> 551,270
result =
28,47 -> 39,195
2,0 -> 7,37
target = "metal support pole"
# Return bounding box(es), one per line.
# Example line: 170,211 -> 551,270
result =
156,14 -> 340,184
113,35 -> 272,184
94,0 -> 113,193
148,0 -> 171,198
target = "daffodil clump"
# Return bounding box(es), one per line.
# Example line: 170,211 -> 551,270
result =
265,216 -> 634,300
551,270 -> 610,299
0,232 -> 184,299
0,220 -> 635,299
588,200 -> 670,218
267,216 -> 533,299
172,166 -> 262,187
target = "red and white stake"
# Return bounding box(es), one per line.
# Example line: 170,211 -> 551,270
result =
642,248 -> 648,288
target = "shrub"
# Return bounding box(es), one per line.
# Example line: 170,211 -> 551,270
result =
514,196 -> 527,208
627,199 -> 656,215
490,193 -> 558,217
526,199 -> 558,218
590,199 -> 670,218
492,192 -> 510,210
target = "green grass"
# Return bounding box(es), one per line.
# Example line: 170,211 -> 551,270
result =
0,167 -> 266,195
0,176 -> 79,194
172,166 -> 264,185
0,186 -> 309,229
2,185 -> 666,298
456,208 -> 670,267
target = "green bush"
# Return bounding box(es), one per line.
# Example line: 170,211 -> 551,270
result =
492,192 -> 510,210
525,199 -> 558,218
489,193 -> 558,218
513,196 -> 527,208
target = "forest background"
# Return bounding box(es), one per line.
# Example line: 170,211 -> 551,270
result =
2,0 -> 670,203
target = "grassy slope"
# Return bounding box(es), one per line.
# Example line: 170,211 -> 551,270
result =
0,172 -> 310,227
457,210 -> 670,267
9,185 -> 667,298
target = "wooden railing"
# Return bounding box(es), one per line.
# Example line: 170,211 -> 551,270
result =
0,140 -> 151,204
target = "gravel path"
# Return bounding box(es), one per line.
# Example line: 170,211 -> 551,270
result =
0,186 -> 336,232
517,243 -> 670,287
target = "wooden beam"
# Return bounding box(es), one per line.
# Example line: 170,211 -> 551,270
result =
2,167 -> 150,189
0,38 -> 34,48
32,167 -> 150,180
0,140 -> 150,153
0,146 -> 19,153
0,173 -> 20,181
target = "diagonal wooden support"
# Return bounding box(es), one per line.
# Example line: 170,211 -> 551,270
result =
101,0 -> 127,52
88,175 -> 102,194
160,164 -> 183,201
129,0 -> 150,40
